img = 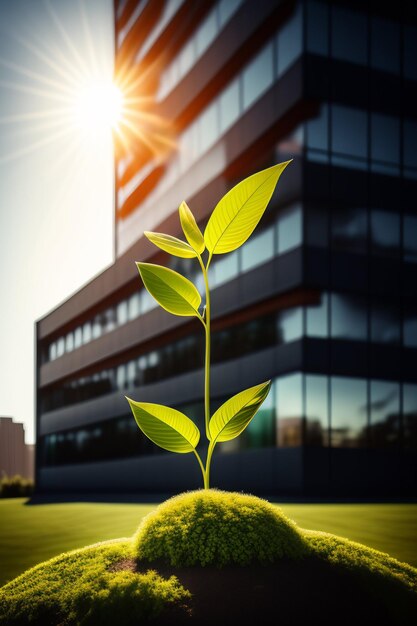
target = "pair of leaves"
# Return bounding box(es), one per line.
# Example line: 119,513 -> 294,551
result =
127,380 -> 271,454
138,161 -> 291,318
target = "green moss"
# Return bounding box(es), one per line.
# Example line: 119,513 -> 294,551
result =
134,489 -> 307,566
1,492 -> 416,625
0,539 -> 190,626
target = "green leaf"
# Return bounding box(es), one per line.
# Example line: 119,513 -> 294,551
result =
209,381 -> 271,443
179,201 -> 205,254
127,398 -> 200,453
137,262 -> 201,317
144,231 -> 197,258
204,161 -> 291,254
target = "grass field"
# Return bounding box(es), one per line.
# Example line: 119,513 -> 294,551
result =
0,498 -> 416,587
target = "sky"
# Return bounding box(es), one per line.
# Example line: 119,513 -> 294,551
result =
0,0 -> 115,444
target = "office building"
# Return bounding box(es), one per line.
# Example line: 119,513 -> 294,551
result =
35,0 -> 417,496
0,417 -> 34,480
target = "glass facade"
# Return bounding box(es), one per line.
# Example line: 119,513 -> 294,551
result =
39,372 -> 415,467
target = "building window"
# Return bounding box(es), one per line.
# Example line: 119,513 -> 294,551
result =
82,322 -> 92,344
276,3 -> 303,77
371,16 -> 400,74
246,381 -> 275,448
49,342 -> 57,361
241,226 -> 274,272
331,105 -> 368,163
306,0 -> 329,56
371,114 -> 400,175
212,250 -> 239,287
370,210 -> 400,258
306,104 -> 329,154
199,101 -> 219,153
242,42 -> 274,110
403,215 -> 417,263
117,300 -> 128,326
276,373 -> 303,447
305,374 -> 329,446
403,120 -> 417,173
219,77 -> 240,135
116,364 -> 126,390
92,316 -> 102,340
404,305 -> 417,348
371,301 -> 400,345
218,0 -> 242,27
403,384 -> 417,449
331,294 -> 367,341
74,327 -> 83,349
331,377 -> 367,447
331,6 -> 367,66
369,380 -> 400,448
195,7 -> 217,56
128,292 -> 141,320
57,337 -> 65,358
276,203 -> 302,254
404,25 -> 417,81
305,204 -> 329,247
279,307 -> 303,343
65,333 -> 74,353
306,292 -> 328,338
331,207 -> 368,254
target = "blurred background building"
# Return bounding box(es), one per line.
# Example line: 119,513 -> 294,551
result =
35,0 -> 417,496
0,417 -> 34,480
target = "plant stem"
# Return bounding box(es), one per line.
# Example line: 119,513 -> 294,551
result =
193,449 -> 206,486
198,254 -> 212,444
205,440 -> 215,490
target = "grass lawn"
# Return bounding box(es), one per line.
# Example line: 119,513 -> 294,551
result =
0,498 -> 416,587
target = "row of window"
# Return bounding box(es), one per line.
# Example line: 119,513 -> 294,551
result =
39,373 -> 417,467
157,0 -> 243,100
46,203 -> 302,362
46,198 -> 417,363
42,293 -> 417,413
305,104 -> 417,179
119,4 -> 303,210
307,1 -> 417,81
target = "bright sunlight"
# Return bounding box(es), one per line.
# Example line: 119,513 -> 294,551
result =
73,79 -> 123,133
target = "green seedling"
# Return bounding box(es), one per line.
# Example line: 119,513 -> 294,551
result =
126,161 -> 291,488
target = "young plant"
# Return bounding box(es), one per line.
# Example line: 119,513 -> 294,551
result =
126,161 -> 291,489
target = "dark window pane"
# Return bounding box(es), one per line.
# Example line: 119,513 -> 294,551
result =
403,120 -> 417,168
404,305 -> 417,348
306,374 -> 329,446
370,210 -> 400,257
331,377 -> 367,447
371,17 -> 400,74
332,6 -> 367,65
306,292 -> 328,338
371,301 -> 400,344
403,384 -> 417,449
332,106 -> 367,159
306,104 -> 329,151
370,381 -> 400,447
307,1 -> 329,55
306,204 -> 329,247
331,294 -> 367,341
332,207 -> 368,253
404,25 -> 417,81
276,374 -> 303,447
403,215 -> 417,263
371,114 -> 400,166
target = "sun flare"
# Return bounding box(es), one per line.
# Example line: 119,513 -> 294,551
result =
73,79 -> 123,133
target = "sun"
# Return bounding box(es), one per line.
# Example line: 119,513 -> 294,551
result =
73,79 -> 123,133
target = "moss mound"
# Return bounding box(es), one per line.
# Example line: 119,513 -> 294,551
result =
0,539 -> 190,626
1,492 -> 416,625
134,489 -> 307,566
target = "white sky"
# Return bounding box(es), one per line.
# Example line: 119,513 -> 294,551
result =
0,0 -> 115,444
